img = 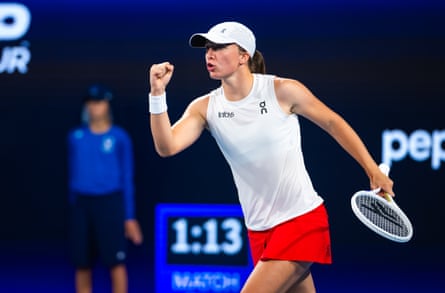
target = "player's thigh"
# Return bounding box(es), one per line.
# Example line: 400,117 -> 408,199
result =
285,271 -> 315,293
241,260 -> 313,293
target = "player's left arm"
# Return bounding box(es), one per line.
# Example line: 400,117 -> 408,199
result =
274,78 -> 394,195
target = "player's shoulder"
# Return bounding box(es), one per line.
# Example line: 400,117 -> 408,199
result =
189,92 -> 210,113
273,76 -> 300,87
193,93 -> 211,104
273,76 -> 309,96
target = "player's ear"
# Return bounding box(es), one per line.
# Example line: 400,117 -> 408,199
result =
239,51 -> 249,65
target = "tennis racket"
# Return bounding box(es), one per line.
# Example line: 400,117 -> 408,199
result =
351,163 -> 413,243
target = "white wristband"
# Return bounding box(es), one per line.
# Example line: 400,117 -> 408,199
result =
149,92 -> 168,114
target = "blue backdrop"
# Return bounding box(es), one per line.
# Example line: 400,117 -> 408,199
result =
1,0 -> 444,292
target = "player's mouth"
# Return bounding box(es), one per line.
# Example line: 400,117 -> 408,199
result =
206,63 -> 215,72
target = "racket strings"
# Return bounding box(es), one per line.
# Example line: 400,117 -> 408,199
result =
356,196 -> 410,237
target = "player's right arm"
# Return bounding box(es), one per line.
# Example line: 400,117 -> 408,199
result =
149,62 -> 207,157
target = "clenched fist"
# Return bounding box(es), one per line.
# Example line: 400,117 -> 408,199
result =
149,62 -> 174,96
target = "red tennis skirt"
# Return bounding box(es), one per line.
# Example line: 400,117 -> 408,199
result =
247,204 -> 332,266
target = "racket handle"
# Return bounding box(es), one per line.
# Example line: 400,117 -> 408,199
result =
383,192 -> 393,202
378,163 -> 390,176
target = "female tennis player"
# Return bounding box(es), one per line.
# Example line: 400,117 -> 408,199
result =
148,21 -> 394,292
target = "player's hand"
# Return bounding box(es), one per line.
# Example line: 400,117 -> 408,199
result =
125,219 -> 143,245
369,166 -> 394,197
149,62 -> 174,96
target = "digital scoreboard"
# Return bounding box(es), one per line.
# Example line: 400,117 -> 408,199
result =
155,203 -> 253,292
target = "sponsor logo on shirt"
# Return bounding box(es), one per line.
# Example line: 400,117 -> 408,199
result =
259,101 -> 268,114
218,111 -> 235,118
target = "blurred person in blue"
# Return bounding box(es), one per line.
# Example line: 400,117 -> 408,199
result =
67,84 -> 143,293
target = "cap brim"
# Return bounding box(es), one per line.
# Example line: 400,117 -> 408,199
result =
189,34 -> 207,47
189,33 -> 236,48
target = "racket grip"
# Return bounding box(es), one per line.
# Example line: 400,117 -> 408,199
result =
379,163 -> 390,176
383,192 -> 393,202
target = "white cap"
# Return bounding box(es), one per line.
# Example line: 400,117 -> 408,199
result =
189,21 -> 256,57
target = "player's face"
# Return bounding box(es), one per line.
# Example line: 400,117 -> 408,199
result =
86,100 -> 110,121
205,42 -> 246,79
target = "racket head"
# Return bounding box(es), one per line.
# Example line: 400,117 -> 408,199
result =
351,190 -> 413,243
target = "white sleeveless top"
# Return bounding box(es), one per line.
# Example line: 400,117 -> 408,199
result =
206,74 -> 324,231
